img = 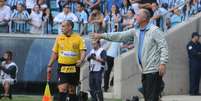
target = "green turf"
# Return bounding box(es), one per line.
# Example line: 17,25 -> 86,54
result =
0,95 -> 122,101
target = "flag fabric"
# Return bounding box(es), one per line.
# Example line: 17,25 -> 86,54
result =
43,71 -> 52,101
42,82 -> 52,101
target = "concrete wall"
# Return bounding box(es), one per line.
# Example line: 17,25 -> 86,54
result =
0,34 -> 92,82
112,13 -> 201,100
0,34 -> 92,94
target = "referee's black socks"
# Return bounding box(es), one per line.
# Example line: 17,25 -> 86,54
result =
69,94 -> 79,101
58,92 -> 68,101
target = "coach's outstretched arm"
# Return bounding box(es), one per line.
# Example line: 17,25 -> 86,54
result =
91,28 -> 136,42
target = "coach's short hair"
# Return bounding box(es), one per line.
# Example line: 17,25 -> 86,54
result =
141,9 -> 152,20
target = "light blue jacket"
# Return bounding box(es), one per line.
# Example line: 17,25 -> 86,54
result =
101,23 -> 168,74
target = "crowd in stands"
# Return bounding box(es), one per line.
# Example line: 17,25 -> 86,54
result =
0,0 -> 201,35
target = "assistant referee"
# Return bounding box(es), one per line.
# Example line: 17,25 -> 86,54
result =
47,20 -> 86,101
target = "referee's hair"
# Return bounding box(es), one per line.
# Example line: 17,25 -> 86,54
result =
63,20 -> 74,29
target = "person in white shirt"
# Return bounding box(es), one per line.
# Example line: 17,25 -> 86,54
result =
36,0 -> 48,11
87,40 -> 106,101
10,3 -> 30,33
29,4 -> 43,34
84,0 -> 100,12
0,0 -> 11,33
25,0 -> 36,13
76,2 -> 88,24
54,4 -> 78,34
0,51 -> 18,99
151,2 -> 169,31
6,0 -> 25,10
103,41 -> 121,92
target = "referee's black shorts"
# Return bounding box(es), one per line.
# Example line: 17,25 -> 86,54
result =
57,64 -> 80,86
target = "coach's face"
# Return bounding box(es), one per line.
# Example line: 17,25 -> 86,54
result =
135,10 -> 146,25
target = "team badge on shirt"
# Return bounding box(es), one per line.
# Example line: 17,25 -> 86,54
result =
72,43 -> 79,49
188,46 -> 193,50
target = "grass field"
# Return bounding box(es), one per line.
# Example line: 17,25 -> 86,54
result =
0,95 -> 42,101
0,95 -> 122,101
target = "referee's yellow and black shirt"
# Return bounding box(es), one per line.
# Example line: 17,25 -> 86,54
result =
52,32 -> 86,65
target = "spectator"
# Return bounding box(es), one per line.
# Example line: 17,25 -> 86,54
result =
169,0 -> 185,9
54,3 -> 78,34
58,0 -> 65,10
151,2 -> 161,27
130,0 -> 140,14
103,40 -> 121,92
36,0 -> 48,11
106,0 -> 123,14
0,51 -> 18,99
151,2 -> 168,31
10,3 -> 30,33
189,0 -> 198,16
99,0 -> 106,14
69,0 -> 80,13
156,0 -> 170,6
76,2 -> 88,35
198,0 -> 201,11
58,0 -> 67,12
137,0 -> 154,9
120,0 -> 132,16
84,0 -> 100,12
76,2 -> 88,23
122,9 -> 135,30
106,0 -> 113,14
141,0 -> 157,4
29,4 -> 43,34
103,4 -> 121,32
88,8 -> 104,33
186,32 -> 201,95
169,0 -> 186,20
0,0 -> 11,33
129,0 -> 140,4
25,0 -> 36,14
42,8 -> 53,34
6,0 -> 25,10
170,8 -> 182,27
57,0 -> 80,12
130,0 -> 154,14
87,40 -> 106,101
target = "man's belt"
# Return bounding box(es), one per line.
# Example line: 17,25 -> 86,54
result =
60,65 -> 76,73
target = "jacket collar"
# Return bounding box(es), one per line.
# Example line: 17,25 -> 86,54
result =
135,22 -> 153,33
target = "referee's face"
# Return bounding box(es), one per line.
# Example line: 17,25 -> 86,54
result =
61,21 -> 72,34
